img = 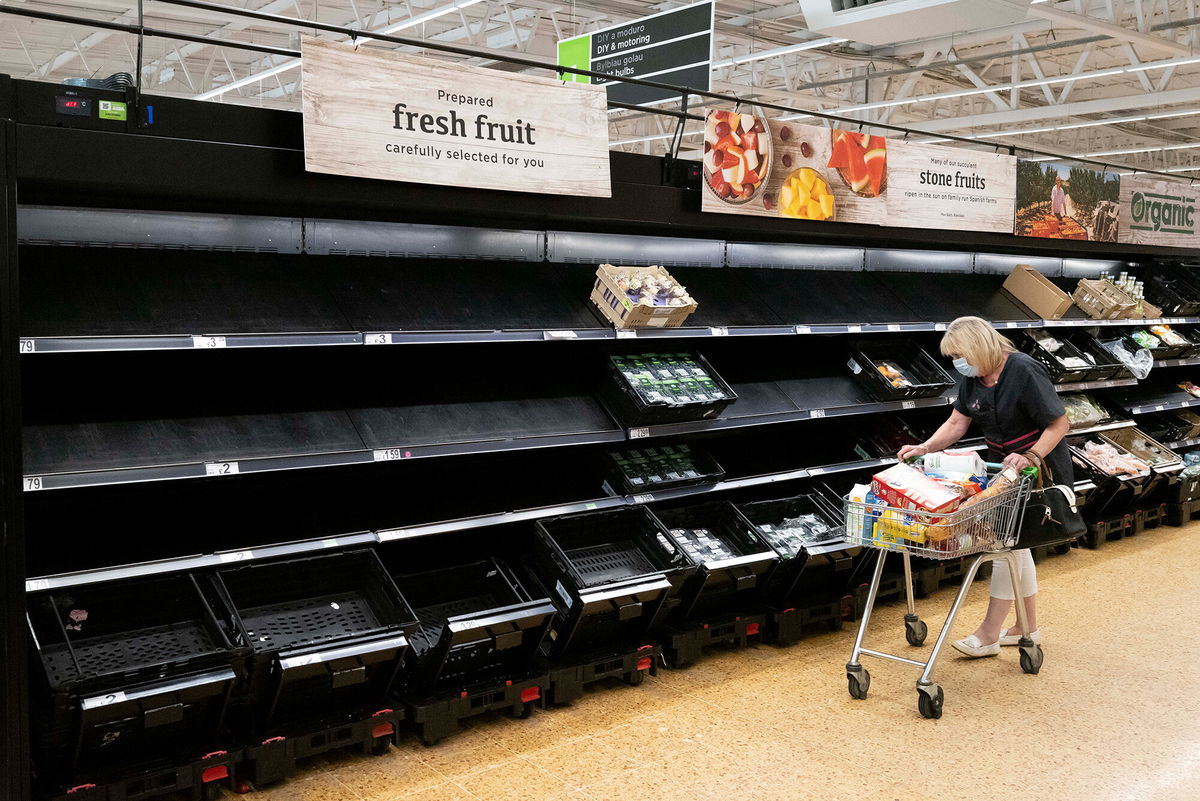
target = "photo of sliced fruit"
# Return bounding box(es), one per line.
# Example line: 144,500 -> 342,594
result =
778,168 -> 835,220
828,130 -> 887,198
703,110 -> 772,205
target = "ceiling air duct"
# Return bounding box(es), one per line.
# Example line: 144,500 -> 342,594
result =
796,0 -> 1035,46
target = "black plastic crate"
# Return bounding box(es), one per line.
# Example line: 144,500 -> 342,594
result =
241,708 -> 405,785
847,340 -> 954,401
852,418 -> 921,460
1065,331 -> 1129,382
602,352 -> 738,427
545,644 -> 660,705
650,502 -> 778,623
210,549 -> 417,733
602,443 -> 725,496
734,493 -> 842,605
44,748 -> 242,801
28,574 -> 245,785
1020,330 -> 1095,384
531,507 -> 694,657
390,558 -> 555,693
1127,328 -> 1191,361
1143,269 -> 1200,316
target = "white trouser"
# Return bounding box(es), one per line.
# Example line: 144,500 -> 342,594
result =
989,548 -> 1038,601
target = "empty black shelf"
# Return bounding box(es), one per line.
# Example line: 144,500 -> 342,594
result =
655,268 -> 787,328
742,269 -> 922,325
24,411 -> 365,475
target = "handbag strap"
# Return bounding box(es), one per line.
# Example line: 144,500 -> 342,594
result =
1022,449 -> 1051,489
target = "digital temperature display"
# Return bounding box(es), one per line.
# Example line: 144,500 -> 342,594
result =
55,96 -> 92,116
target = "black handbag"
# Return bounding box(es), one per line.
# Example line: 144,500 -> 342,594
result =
1018,453 -> 1087,548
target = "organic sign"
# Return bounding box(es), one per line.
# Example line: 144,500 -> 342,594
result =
1015,160 -> 1119,242
302,38 -> 612,197
699,111 -> 885,225
1119,175 -> 1199,246
883,142 -> 1016,233
558,2 -> 713,106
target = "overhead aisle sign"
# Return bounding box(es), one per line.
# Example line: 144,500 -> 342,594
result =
302,38 -> 612,198
557,2 -> 713,106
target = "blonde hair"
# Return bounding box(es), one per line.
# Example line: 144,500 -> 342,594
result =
939,316 -> 1016,374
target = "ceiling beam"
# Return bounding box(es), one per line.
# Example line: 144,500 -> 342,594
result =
1029,3 -> 1191,55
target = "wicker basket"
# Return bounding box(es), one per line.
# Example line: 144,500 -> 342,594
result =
1073,279 -> 1136,320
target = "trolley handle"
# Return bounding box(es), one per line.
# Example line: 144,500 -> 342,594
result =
903,454 -> 1038,478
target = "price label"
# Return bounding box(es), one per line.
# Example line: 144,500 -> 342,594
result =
192,335 -> 227,349
377,529 -> 409,542
1184,401 -> 1192,408
1155,405 -> 1166,412
709,327 -> 729,337
25,578 -> 49,592
615,330 -> 637,339
205,462 -> 239,476
887,324 -> 901,332
632,494 -> 654,504
809,409 -> 826,419
365,333 -> 393,345
808,467 -> 826,476
84,692 -> 127,709
629,428 -> 649,439
585,502 -> 598,510
24,476 -> 44,491
795,326 -> 812,335
322,538 -> 340,549
18,339 -> 35,353
219,550 -> 254,563
846,325 -> 863,333
373,448 -> 410,461
935,323 -> 948,331
544,330 -> 578,340
1005,322 -> 1018,329
902,401 -> 916,410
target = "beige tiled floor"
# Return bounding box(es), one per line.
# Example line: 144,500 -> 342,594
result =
240,524 -> 1200,801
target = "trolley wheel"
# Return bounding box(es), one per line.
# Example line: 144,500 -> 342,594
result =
518,700 -> 535,719
917,685 -> 944,719
1019,644 -> 1044,675
626,669 -> 646,687
904,618 -> 928,647
368,735 -> 391,756
847,669 -> 870,700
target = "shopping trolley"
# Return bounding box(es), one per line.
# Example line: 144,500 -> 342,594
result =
842,462 -> 1044,719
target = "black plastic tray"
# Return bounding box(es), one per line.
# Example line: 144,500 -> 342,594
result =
735,493 -> 843,604
1020,331 -> 1094,384
601,352 -> 738,427
602,443 -> 725,495
1065,331 -> 1129,382
391,557 -> 553,692
1127,329 -> 1191,361
847,340 -> 954,401
1143,268 -> 1200,317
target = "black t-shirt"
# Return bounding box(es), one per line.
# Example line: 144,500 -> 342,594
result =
952,352 -> 1073,485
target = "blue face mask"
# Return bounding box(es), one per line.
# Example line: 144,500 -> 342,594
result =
953,357 -> 980,377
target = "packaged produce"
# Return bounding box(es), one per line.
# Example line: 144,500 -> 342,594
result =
1181,381 -> 1200,399
1063,394 -> 1110,427
668,527 -> 739,562
1151,325 -> 1191,347
875,361 -> 913,389
1130,329 -> 1162,350
755,514 -> 833,558
1079,440 -> 1150,475
1182,452 -> 1200,478
1102,429 -> 1179,468
871,463 -> 961,514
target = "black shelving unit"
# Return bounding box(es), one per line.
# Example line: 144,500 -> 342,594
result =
3,74 -> 1198,801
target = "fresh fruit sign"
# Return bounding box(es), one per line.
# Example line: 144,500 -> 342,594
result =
302,38 -> 611,197
700,112 -> 885,224
882,142 -> 1016,233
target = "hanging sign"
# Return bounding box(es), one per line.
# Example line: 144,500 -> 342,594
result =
1118,175 -> 1199,247
883,142 -> 1016,233
557,2 -> 713,107
1014,160 -> 1119,242
302,38 -> 612,198
699,111 -> 885,225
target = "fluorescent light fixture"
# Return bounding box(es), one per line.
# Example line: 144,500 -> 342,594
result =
714,37 -> 848,68
1126,55 -> 1200,72
1082,142 -> 1200,157
195,0 -> 485,99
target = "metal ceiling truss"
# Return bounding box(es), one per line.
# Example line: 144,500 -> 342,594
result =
3,0 -> 1200,175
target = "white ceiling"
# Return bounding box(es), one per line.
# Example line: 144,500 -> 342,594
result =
4,0 -> 1200,176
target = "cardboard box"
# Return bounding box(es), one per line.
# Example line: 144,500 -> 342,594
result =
871,463 -> 961,514
1002,264 -> 1074,319
589,264 -> 698,329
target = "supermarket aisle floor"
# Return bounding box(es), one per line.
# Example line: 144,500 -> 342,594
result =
243,525 -> 1200,801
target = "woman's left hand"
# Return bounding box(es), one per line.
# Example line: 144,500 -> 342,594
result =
1002,452 -> 1034,471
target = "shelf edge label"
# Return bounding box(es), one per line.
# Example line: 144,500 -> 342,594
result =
205,462 -> 239,476
193,335 -> 227,349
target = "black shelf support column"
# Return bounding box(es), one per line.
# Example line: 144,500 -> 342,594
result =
0,117 -> 30,801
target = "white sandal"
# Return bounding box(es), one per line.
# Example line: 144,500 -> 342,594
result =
951,634 -> 1000,658
999,628 -> 1041,646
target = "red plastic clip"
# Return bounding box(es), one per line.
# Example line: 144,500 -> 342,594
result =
783,608 -> 796,614
635,657 -> 652,671
702,623 -> 709,629
261,736 -> 286,745
745,623 -> 760,637
372,708 -> 394,718
505,680 -> 513,686
67,785 -> 97,795
735,616 -> 741,622
520,686 -> 541,703
637,644 -> 653,651
201,751 -> 228,761
201,766 -> 229,784
371,722 -> 395,739
460,691 -> 468,698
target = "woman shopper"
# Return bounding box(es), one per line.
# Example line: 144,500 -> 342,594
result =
897,316 -> 1071,658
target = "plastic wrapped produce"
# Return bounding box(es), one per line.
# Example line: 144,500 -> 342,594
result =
1101,338 -> 1153,379
755,514 -> 835,558
1151,325 -> 1191,347
1081,440 -> 1150,475
1130,329 -> 1162,349
875,361 -> 913,389
1179,381 -> 1200,399
1063,394 -> 1110,428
